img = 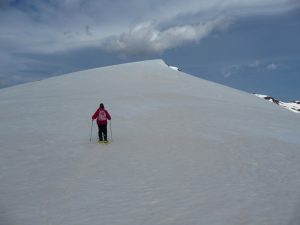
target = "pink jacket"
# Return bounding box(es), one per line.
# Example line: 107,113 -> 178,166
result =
92,108 -> 111,125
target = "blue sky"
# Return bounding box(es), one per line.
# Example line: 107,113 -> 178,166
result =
0,0 -> 299,101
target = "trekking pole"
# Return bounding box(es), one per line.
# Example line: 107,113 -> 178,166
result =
110,120 -> 113,141
90,120 -> 94,142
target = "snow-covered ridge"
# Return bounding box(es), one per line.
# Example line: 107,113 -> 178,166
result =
1,60 -> 300,225
168,65 -> 180,71
254,94 -> 300,113
165,62 -> 180,71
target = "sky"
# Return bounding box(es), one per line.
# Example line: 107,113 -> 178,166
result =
0,0 -> 300,101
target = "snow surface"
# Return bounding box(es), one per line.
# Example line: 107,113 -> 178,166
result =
280,102 -> 300,113
168,66 -> 179,71
1,59 -> 300,225
254,94 -> 300,113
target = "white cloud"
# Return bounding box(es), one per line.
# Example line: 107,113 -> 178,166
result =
249,60 -> 261,68
1,0 -> 299,55
101,17 -> 232,55
222,60 -> 281,77
224,72 -> 232,78
267,63 -> 278,70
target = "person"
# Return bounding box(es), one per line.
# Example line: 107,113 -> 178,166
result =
92,103 -> 111,142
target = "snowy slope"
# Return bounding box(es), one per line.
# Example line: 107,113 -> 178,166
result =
254,94 -> 300,113
1,59 -> 300,225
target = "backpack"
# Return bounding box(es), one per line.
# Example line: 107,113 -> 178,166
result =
98,109 -> 107,121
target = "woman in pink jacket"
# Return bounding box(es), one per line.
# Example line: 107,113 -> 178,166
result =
92,103 -> 111,142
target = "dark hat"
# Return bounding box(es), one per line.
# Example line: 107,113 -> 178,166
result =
99,103 -> 104,109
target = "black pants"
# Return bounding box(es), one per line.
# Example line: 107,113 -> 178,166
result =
98,124 -> 108,141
